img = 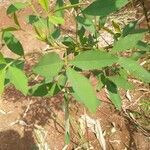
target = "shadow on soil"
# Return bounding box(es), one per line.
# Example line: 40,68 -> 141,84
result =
3,87 -> 65,149
0,129 -> 37,150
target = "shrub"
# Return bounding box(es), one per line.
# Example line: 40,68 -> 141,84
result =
0,0 -> 150,143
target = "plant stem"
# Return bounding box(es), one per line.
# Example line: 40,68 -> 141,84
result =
54,3 -> 86,13
64,93 -> 70,144
139,0 -> 150,32
4,56 -> 22,70
28,1 -> 46,30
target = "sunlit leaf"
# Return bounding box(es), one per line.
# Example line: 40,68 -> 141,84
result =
131,51 -> 146,61
57,74 -> 67,87
7,2 -> 28,14
112,32 -> 145,52
7,66 -> 28,95
49,15 -> 64,25
0,53 -> 6,64
76,16 -> 95,33
118,57 -> 150,83
70,50 -> 118,70
38,0 -> 49,12
33,52 -> 64,82
112,20 -> 121,33
135,41 -> 150,52
26,15 -> 48,29
83,0 -> 129,17
66,68 -> 100,112
0,69 -> 6,96
109,75 -> 134,90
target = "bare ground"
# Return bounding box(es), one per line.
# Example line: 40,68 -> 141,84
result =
0,1 -> 150,150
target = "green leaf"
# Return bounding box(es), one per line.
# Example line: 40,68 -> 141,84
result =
33,52 -> 64,82
119,68 -> 128,79
112,20 -> 121,33
26,15 -> 39,25
106,79 -> 122,110
29,83 -> 48,96
69,0 -> 79,4
82,0 -> 129,17
26,15 -> 48,29
66,68 -> 100,112
122,21 -> 138,37
0,53 -> 6,64
5,58 -> 24,70
109,75 -> 134,90
51,28 -> 61,39
118,57 -> 150,83
49,15 -> 64,25
13,13 -> 20,27
96,73 -> 105,91
38,0 -> 49,12
30,82 -> 61,97
76,16 -> 95,33
3,31 -> 24,56
135,41 -> 150,52
47,83 -> 61,96
2,27 -> 18,32
7,66 -> 28,95
112,32 -> 145,52
55,0 -> 64,17
7,2 -> 28,15
65,132 -> 70,144
57,74 -> 67,87
0,69 -> 6,96
70,50 -> 118,70
131,51 -> 146,61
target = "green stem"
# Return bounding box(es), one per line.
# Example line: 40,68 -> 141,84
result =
4,56 -> 22,70
94,16 -> 99,48
28,1 -> 46,29
64,93 -> 70,144
54,3 -> 85,13
139,0 -> 150,32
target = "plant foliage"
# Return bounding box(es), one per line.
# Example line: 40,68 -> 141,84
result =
0,0 -> 150,144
